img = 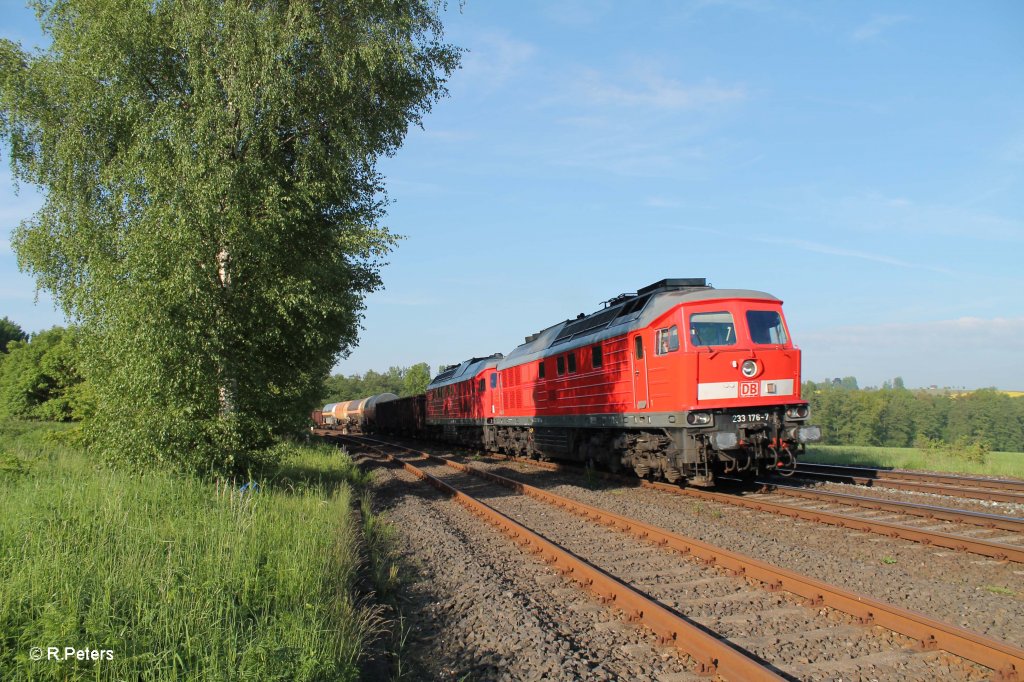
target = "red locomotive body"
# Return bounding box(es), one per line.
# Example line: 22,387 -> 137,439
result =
425,353 -> 503,445
376,278 -> 820,486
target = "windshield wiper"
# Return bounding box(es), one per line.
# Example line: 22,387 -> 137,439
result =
691,326 -> 708,349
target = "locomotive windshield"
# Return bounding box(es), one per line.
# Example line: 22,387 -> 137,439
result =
689,311 -> 736,346
746,310 -> 788,345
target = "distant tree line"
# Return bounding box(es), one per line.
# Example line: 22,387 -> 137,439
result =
320,363 -> 432,405
804,378 -> 1024,453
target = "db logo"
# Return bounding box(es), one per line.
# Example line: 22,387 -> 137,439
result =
740,381 -> 760,397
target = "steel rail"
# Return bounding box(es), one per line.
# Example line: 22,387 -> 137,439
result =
796,462 -> 1024,493
356,444 -> 784,681
786,468 -> 1024,504
642,479 -> 1024,564
756,480 -> 1024,534
350,435 -> 1024,680
446,448 -> 1024,563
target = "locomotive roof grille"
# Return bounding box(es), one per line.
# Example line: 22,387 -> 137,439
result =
637,277 -> 709,296
434,367 -> 458,382
552,305 -> 622,344
428,352 -> 504,389
500,282 -> 778,369
549,277 -> 708,346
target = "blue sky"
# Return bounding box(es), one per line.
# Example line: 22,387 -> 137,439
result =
2,1 -> 1023,389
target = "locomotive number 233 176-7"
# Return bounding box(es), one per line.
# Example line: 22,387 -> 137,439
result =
732,413 -> 771,424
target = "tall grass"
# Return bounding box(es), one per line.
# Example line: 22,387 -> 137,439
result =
0,421 -> 379,681
802,444 -> 1024,479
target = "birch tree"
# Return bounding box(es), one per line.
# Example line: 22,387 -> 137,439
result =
0,0 -> 458,472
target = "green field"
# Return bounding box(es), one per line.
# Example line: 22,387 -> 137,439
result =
802,444 -> 1024,479
0,420 -> 383,681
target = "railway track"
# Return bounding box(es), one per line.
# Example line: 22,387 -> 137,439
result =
420,443 -> 1024,564
789,463 -> 1024,505
756,481 -> 1024,535
339,434 -> 1024,681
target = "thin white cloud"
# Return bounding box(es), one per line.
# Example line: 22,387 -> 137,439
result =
456,32 -> 537,92
800,317 -> 1024,389
376,295 -> 442,306
851,14 -> 910,42
645,196 -> 682,208
1000,129 -> 1024,163
541,106 -> 729,178
575,69 -> 745,110
420,129 -> 478,142
805,316 -> 1024,348
541,0 -> 612,26
752,236 -> 959,275
839,192 -> 1024,243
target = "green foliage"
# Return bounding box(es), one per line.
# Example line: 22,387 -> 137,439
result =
360,491 -> 401,599
0,326 -> 86,421
0,2 -> 459,474
802,444 -> 1024,478
983,585 -> 1015,596
0,316 -> 27,353
915,434 -> 990,465
945,388 -> 1023,452
805,379 -> 1024,453
0,424 -> 379,681
402,361 -> 431,397
321,362 -> 431,403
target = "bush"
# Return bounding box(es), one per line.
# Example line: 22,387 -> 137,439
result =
0,327 -> 87,421
915,434 -> 990,465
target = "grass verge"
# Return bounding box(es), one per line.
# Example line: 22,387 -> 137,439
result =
802,444 -> 1024,479
0,420 -> 381,681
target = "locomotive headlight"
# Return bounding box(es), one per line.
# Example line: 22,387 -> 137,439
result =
785,406 -> 809,420
741,360 -> 758,377
686,412 -> 712,426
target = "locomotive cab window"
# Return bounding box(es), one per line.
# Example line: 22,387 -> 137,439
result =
634,336 -> 644,359
490,372 -> 498,388
567,352 -> 577,373
478,378 -> 485,392
689,312 -> 736,347
746,310 -> 788,345
539,361 -> 546,379
655,326 -> 679,355
591,345 -> 602,368
557,356 -> 565,376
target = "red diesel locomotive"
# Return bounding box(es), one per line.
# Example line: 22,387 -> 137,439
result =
375,278 -> 820,486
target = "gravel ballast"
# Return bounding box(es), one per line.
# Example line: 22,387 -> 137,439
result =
363,457 -> 699,681
450,453 -> 1024,649
403,454 -> 991,681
